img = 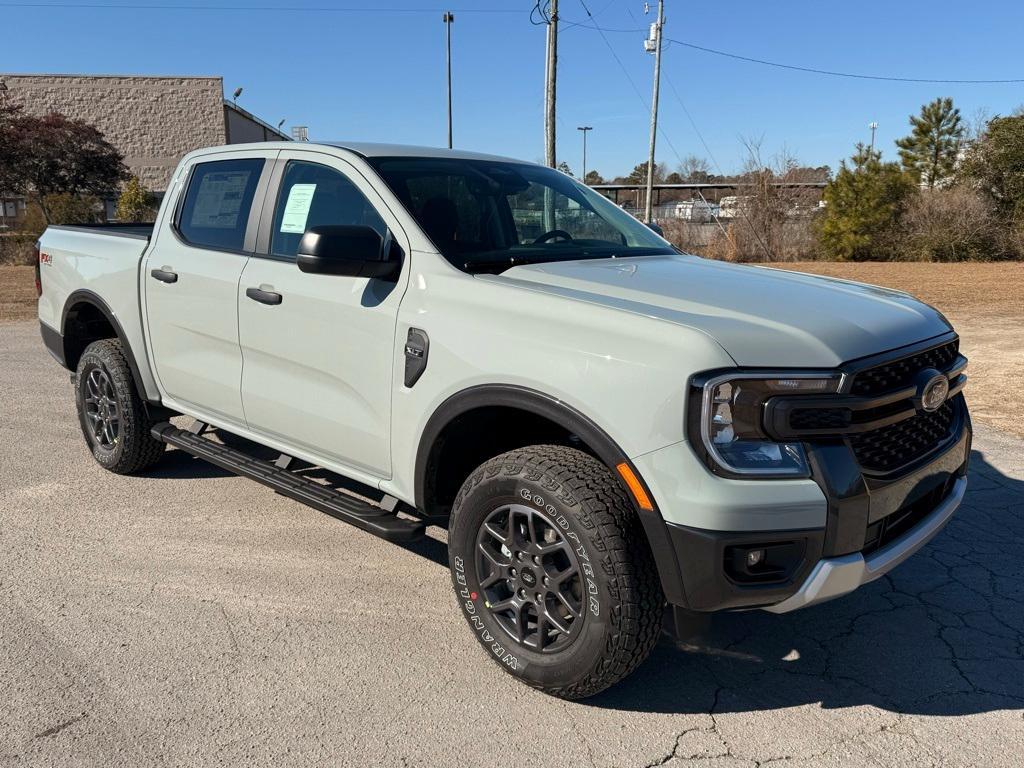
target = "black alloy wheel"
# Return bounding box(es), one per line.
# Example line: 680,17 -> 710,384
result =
475,503 -> 585,653
449,445 -> 664,699
81,365 -> 120,450
75,339 -> 165,474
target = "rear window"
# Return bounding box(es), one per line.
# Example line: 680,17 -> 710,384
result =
177,158 -> 265,251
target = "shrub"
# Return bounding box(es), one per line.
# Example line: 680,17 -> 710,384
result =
115,176 -> 158,222
895,187 -> 1004,261
0,232 -> 39,266
662,217 -> 819,262
21,194 -> 103,234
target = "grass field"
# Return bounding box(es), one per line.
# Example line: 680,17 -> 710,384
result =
2,261 -> 1021,435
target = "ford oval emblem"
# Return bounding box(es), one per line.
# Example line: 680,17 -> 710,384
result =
916,370 -> 949,413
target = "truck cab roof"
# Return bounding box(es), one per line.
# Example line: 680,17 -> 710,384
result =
186,140 -> 527,165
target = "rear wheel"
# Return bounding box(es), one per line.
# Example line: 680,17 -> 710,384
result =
448,445 -> 663,699
75,339 -> 165,474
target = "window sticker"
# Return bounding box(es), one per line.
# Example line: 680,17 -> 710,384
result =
279,183 -> 318,234
189,171 -> 251,229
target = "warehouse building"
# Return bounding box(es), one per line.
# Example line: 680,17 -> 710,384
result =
0,73 -> 290,225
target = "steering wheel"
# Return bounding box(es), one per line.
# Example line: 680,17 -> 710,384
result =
533,229 -> 574,244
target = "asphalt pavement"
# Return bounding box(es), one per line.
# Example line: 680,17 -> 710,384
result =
2,320 -> 1022,767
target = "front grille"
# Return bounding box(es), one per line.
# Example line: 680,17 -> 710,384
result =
850,340 -> 959,397
862,477 -> 953,556
790,407 -> 852,431
849,398 -> 958,473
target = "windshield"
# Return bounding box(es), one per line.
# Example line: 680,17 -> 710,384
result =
366,157 -> 676,273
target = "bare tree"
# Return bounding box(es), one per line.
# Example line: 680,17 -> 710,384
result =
678,154 -> 712,183
712,138 -> 819,262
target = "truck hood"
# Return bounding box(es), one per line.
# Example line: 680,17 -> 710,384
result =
493,255 -> 952,367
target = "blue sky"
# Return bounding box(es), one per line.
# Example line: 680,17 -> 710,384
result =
3,1 -> 1023,178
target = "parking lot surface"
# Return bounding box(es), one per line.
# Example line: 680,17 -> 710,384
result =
2,321 -> 1022,767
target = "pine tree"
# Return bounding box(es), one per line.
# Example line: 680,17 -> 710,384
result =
819,144 -> 917,260
896,97 -> 964,189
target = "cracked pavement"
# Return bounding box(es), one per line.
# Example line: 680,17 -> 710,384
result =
1,321 -> 1022,767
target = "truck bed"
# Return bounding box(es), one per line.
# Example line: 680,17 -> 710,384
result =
37,221 -> 160,399
49,223 -> 154,241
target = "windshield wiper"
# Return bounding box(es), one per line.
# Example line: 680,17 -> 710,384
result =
463,248 -> 674,274
462,255 -> 565,274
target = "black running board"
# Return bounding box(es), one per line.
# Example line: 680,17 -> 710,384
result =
151,422 -> 425,542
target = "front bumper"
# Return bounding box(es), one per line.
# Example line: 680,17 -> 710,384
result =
636,397 -> 971,612
764,474 -> 966,613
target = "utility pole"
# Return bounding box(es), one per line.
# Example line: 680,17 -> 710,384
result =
544,0 -> 558,168
443,12 -> 455,149
577,126 -> 592,183
868,121 -> 878,153
643,0 -> 664,223
543,0 -> 559,230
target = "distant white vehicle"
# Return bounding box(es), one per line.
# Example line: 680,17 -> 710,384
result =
718,195 -> 753,218
653,199 -> 718,222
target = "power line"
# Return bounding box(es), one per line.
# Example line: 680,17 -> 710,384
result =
574,0 -> 685,168
662,74 -> 765,252
663,37 -> 1024,84
0,2 -> 523,13
607,1 -> 771,257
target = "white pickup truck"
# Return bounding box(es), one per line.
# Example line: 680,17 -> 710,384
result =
36,142 -> 971,699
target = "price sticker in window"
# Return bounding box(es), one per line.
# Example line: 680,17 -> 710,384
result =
279,183 -> 317,234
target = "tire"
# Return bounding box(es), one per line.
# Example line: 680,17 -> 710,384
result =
75,339 -> 165,474
448,444 -> 664,699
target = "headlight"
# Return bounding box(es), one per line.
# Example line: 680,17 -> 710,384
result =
696,373 -> 840,478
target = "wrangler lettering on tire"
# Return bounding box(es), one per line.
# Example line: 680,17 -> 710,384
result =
448,444 -> 664,700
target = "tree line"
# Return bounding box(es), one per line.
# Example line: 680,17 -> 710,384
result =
820,97 -> 1023,261
617,97 -> 1024,262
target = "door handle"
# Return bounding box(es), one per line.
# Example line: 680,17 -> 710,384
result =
246,287 -> 283,306
151,268 -> 178,284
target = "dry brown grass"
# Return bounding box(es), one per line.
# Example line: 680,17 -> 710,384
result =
3,262 -> 1021,435
0,266 -> 37,322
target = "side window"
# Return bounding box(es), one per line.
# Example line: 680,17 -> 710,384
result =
270,161 -> 387,259
177,158 -> 265,251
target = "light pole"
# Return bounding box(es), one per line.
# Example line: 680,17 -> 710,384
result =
577,126 -> 592,183
443,12 -> 455,148
869,121 -> 878,153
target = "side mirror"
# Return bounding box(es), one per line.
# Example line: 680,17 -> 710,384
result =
645,221 -> 664,237
296,225 -> 399,279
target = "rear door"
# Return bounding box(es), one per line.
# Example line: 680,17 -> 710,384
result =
145,151 -> 275,424
237,150 -> 409,477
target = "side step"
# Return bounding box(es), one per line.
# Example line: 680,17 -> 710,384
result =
151,422 -> 425,543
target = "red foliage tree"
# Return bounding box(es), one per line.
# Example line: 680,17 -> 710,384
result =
0,104 -> 126,223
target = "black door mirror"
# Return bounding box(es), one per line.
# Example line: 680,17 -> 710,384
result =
645,221 -> 664,237
296,225 -> 399,279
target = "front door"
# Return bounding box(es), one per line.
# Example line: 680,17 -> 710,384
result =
237,151 -> 409,477
145,152 -> 275,424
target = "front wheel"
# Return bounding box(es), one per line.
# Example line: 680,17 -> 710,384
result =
75,339 -> 165,474
448,445 -> 664,699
